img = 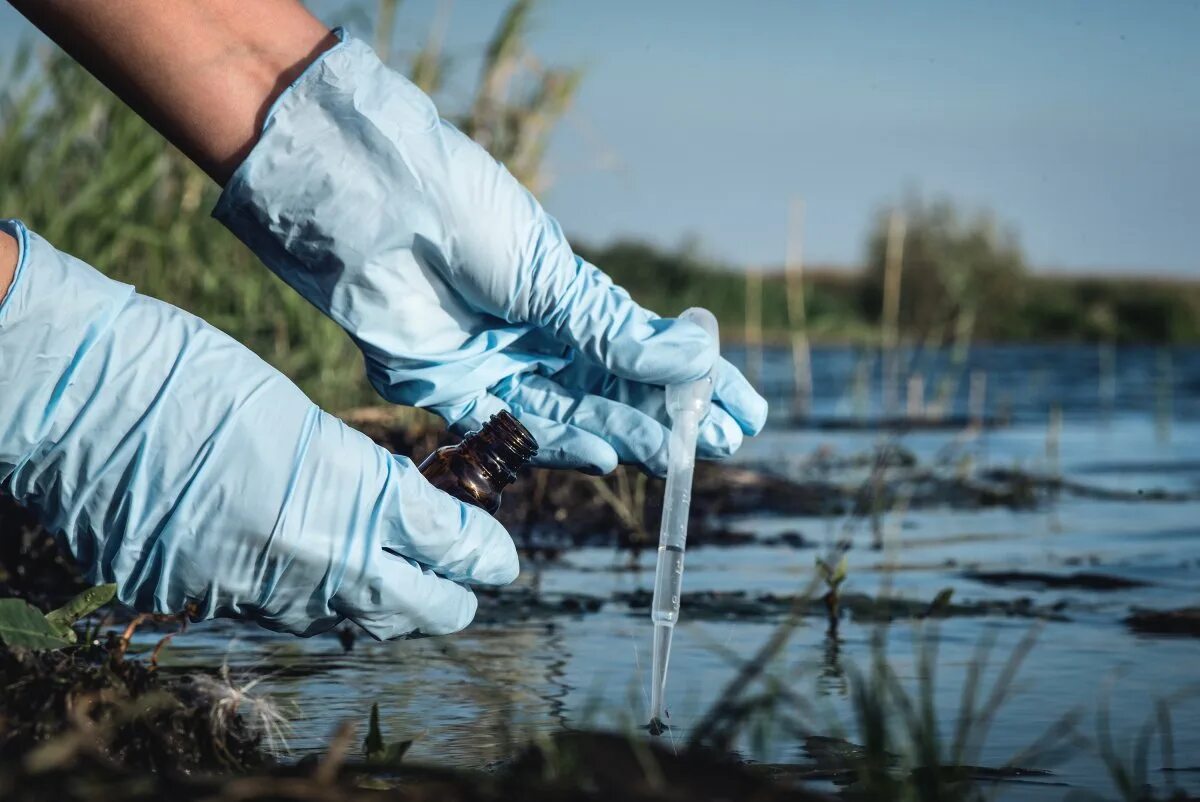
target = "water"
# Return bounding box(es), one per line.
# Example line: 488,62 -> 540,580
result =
739,342 -> 1200,424
156,345 -> 1200,799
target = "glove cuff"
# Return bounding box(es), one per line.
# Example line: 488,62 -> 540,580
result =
211,32 -> 534,415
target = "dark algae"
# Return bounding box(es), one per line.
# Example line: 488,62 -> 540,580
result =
1125,606 -> 1200,637
0,642 -> 265,773
963,570 -> 1148,592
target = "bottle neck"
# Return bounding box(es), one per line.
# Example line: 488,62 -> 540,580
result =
458,411 -> 538,489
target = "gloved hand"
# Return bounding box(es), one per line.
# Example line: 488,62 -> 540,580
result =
0,220 -> 517,639
214,31 -> 768,477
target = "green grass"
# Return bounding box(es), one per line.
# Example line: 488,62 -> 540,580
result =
0,44 -> 374,412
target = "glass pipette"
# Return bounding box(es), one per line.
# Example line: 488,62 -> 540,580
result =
648,307 -> 719,734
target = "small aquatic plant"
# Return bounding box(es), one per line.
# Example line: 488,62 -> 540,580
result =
816,553 -> 848,635
362,702 -> 416,766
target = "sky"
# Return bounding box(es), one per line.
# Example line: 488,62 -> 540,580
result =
2,1 -> 1198,274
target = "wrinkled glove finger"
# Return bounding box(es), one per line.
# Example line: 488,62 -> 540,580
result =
528,258 -> 716,386
381,453 -> 520,586
542,357 -> 762,461
497,373 -> 673,476
341,550 -> 479,639
711,358 -> 769,436
277,413 -> 520,588
450,393 -> 619,474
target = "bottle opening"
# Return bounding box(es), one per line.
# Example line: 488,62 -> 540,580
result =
462,410 -> 538,487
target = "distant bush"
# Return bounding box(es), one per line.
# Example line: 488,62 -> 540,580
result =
859,195 -> 1028,341
1018,276 -> 1200,343
579,234 -> 1200,346
576,240 -> 874,342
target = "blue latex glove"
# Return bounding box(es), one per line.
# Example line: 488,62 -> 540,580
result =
0,220 -> 517,639
214,31 -> 767,477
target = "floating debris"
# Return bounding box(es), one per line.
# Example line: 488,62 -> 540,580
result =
963,570 -> 1147,592
615,589 -> 1070,623
1125,607 -> 1200,637
647,717 -> 669,737
473,587 -> 604,624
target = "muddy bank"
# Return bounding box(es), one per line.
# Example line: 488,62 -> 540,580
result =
3,414 -> 1194,598
1125,607 -> 1200,637
615,589 -> 1070,624
0,643 -> 265,773
346,410 -> 1200,552
0,727 -> 834,802
473,586 -> 605,624
755,735 -> 1063,789
963,570 -> 1147,592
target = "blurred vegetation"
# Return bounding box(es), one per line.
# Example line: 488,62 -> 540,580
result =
860,196 -> 1026,343
581,198 -> 1200,346
0,42 -> 368,410
2,1 -> 1198,431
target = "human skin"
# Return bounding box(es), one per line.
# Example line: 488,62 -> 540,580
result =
8,0 -> 336,184
0,229 -> 15,304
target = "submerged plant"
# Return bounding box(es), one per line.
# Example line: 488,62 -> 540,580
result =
816,553 -> 849,635
1092,680 -> 1200,802
362,702 -> 416,767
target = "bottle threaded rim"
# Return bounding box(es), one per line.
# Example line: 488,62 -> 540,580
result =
460,410 -> 539,488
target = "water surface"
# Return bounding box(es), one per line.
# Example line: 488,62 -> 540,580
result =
159,346 -> 1200,799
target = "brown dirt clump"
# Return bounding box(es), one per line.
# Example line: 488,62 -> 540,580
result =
0,643 -> 266,774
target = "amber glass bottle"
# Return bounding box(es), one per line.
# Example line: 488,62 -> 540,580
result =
418,410 -> 538,514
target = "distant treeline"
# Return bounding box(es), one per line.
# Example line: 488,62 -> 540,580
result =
577,238 -> 1200,346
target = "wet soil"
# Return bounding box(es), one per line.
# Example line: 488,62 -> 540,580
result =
0,728 -> 838,802
759,735 -> 1065,789
0,643 -> 264,773
962,570 -> 1148,592
615,589 -> 1071,623
5,415 -> 1193,590
473,586 -> 606,624
0,498 -> 89,610
348,411 -> 1200,554
1,412 -> 1196,801
1125,607 -> 1200,637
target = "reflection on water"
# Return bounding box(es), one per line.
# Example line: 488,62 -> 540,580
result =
156,346 -> 1200,799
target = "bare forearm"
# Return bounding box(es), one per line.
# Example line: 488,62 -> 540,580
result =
0,230 -> 15,303
9,0 -> 336,184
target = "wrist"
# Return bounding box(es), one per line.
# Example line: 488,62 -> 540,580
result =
0,229 -> 16,305
10,0 -> 339,185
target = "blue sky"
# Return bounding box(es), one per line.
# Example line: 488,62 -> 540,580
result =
3,1 -> 1198,273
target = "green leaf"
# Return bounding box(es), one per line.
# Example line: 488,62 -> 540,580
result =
363,703 -> 416,766
0,599 -> 74,650
44,583 -> 117,642
832,556 -> 849,585
816,555 -> 849,588
375,739 -> 414,766
364,703 -> 384,761
926,588 -> 956,617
